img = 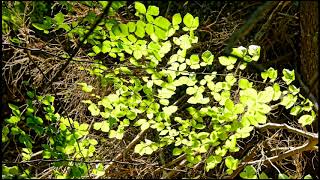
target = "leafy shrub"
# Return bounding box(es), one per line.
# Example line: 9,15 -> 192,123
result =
3,93 -> 98,178
78,1 -> 316,175
2,1 -> 317,179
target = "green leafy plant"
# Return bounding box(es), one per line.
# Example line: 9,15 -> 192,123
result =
76,1 -> 316,176
2,92 -> 99,179
2,1 -> 317,179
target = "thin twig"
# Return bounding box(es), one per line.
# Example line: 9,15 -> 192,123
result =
2,42 -> 287,88
162,159 -> 188,179
154,153 -> 187,173
225,122 -> 318,179
2,42 -> 68,60
2,158 -> 158,166
96,128 -> 149,179
224,1 -> 277,54
244,139 -> 317,165
205,3 -> 227,29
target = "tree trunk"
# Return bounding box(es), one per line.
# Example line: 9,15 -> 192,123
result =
299,1 -> 319,100
299,1 -> 319,130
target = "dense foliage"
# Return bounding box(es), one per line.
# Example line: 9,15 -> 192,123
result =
2,1 -> 317,179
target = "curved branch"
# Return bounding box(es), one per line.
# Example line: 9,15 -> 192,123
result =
245,123 -> 318,165
244,139 -> 317,166
224,122 -> 318,179
256,123 -> 318,139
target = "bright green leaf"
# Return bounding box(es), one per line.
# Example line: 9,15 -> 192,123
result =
135,20 -> 146,38
205,155 -> 222,172
88,104 -> 100,116
147,5 -> 159,16
173,147 -> 182,156
290,106 -> 302,116
231,46 -> 247,58
172,13 -> 182,25
282,69 -> 295,85
92,46 -> 101,54
298,114 -> 314,126
163,106 -> 178,116
259,172 -> 269,179
218,56 -> 237,66
154,16 -> 171,30
183,13 -> 194,27
8,103 -> 21,117
304,174 -> 312,179
6,116 -> 20,124
145,23 -> 154,35
127,22 -> 136,32
135,2 -> 146,14
240,165 -> 257,179
54,12 -> 64,25
225,156 -> 239,170
278,173 -> 290,179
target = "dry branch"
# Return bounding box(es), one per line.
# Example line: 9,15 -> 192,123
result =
224,122 -> 318,179
95,128 -> 149,179
161,159 -> 188,179
256,123 -> 318,139
154,153 -> 187,174
244,139 -> 317,166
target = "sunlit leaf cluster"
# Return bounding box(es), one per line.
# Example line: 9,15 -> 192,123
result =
76,1 -> 316,175
2,1 -> 317,179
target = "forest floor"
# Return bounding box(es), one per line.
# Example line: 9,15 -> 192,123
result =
2,1 -> 318,179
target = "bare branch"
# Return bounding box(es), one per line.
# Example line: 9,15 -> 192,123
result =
95,128 -> 149,179
256,123 -> 318,139
162,159 -> 188,179
244,138 -> 318,166
224,123 -> 318,179
154,153 -> 187,173
2,42 -> 68,60
2,158 -> 158,166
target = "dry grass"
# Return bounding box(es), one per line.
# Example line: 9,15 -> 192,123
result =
2,1 -> 317,179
